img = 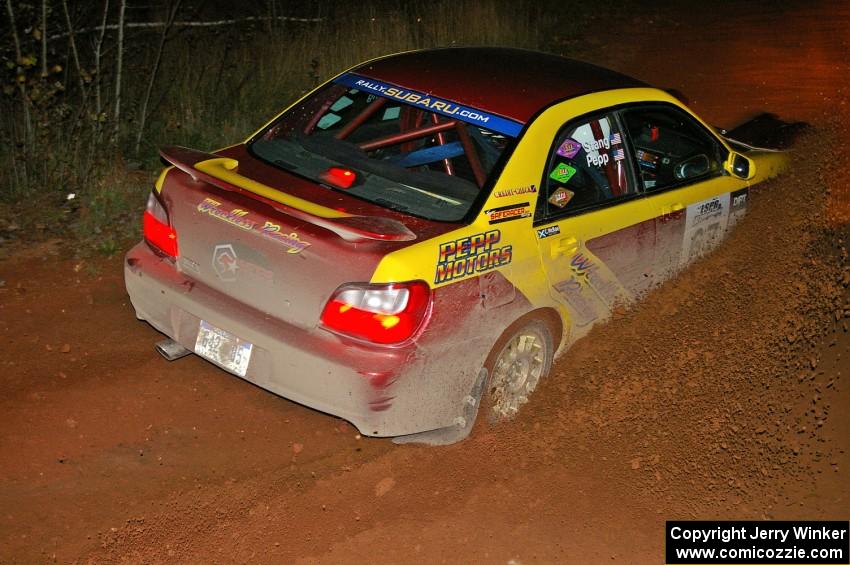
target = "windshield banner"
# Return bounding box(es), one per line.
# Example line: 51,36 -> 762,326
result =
334,73 -> 524,137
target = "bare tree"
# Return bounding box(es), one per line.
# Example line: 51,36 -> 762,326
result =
61,0 -> 86,95
40,0 -> 48,77
47,14 -> 323,41
94,0 -> 110,131
113,0 -> 126,140
134,0 -> 182,155
5,0 -> 33,145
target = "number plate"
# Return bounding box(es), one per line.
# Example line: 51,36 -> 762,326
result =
194,320 -> 253,377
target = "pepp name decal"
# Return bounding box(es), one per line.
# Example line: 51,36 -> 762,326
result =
197,198 -> 310,254
435,229 -> 512,284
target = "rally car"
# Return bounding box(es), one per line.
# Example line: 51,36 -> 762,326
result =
124,47 -> 789,444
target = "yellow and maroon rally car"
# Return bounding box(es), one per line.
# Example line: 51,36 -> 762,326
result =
125,47 -> 788,444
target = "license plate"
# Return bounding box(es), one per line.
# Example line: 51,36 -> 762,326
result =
194,320 -> 253,377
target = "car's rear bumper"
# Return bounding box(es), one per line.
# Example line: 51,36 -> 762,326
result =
123,242 -> 458,437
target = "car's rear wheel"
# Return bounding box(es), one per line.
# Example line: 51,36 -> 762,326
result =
483,318 -> 554,422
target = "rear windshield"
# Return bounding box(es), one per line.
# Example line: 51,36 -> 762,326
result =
249,73 -> 522,222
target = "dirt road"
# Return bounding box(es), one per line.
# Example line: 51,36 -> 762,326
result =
1,3 -> 848,563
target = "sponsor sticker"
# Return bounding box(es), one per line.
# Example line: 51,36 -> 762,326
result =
333,73 -> 524,137
259,222 -> 310,254
493,184 -> 537,198
556,138 -> 582,159
485,202 -> 531,224
211,243 -> 274,282
731,188 -> 748,211
549,162 -> 577,184
636,149 -> 659,169
536,225 -> 561,239
548,187 -> 575,208
212,244 -> 239,282
435,229 -> 512,284
197,198 -> 310,254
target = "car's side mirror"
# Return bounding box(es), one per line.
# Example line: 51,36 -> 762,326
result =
725,151 -> 755,180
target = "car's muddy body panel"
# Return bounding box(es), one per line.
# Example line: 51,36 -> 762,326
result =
125,48 -> 790,440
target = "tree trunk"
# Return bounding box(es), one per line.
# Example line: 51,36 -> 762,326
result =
134,0 -> 182,155
40,0 -> 48,78
94,0 -> 110,137
5,0 -> 33,146
113,0 -> 127,141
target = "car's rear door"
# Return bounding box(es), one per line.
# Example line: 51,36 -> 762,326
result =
533,110 -> 658,334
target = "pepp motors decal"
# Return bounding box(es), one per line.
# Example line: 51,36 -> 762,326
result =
434,229 -> 512,285
485,202 -> 531,224
197,198 -> 310,254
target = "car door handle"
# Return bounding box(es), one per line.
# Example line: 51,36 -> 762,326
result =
661,202 -> 685,215
553,236 -> 579,257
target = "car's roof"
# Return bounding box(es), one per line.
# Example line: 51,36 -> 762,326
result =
351,47 -> 648,125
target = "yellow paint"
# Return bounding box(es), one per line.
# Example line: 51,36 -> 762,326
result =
369,86 -> 789,346
154,166 -> 173,193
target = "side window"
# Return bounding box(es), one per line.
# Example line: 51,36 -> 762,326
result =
539,112 -> 636,220
621,105 -> 726,192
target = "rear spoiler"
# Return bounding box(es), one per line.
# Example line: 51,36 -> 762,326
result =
159,145 -> 416,242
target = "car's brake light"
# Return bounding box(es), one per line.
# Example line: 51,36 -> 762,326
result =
143,191 -> 178,258
320,281 -> 431,344
320,166 -> 357,189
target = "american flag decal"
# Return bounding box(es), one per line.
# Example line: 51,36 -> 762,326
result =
614,148 -> 625,161
610,132 -> 622,144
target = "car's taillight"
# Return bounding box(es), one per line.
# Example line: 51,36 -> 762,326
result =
143,191 -> 178,258
320,281 -> 431,344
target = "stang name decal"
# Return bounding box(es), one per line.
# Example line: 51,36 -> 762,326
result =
485,202 -> 531,224
333,73 -> 523,137
197,198 -> 310,254
435,229 -> 512,284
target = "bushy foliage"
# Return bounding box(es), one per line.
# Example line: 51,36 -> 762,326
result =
1,0 -> 551,249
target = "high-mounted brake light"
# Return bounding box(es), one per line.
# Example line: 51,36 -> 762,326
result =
320,281 -> 431,344
320,166 -> 357,189
143,191 -> 178,258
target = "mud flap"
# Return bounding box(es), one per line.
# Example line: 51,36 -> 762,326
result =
392,368 -> 487,446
